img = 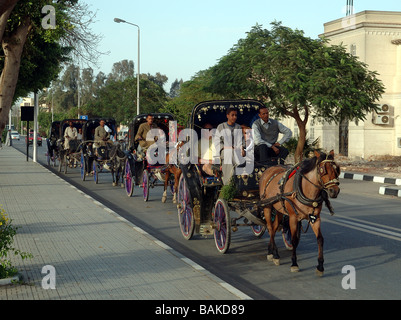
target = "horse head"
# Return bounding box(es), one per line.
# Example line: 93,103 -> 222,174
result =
314,150 -> 340,199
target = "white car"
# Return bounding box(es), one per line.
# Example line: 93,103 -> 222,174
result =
10,131 -> 20,140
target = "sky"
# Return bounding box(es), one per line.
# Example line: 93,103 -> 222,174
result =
81,0 -> 401,91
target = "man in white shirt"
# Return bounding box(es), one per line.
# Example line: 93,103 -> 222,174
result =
64,121 -> 78,150
252,106 -> 292,164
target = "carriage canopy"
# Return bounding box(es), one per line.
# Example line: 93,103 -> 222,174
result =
82,118 -> 117,142
59,119 -> 88,139
128,113 -> 176,148
188,99 -> 265,135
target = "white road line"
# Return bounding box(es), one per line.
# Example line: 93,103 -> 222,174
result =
326,218 -> 401,242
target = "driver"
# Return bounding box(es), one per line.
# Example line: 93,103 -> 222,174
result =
135,114 -> 159,159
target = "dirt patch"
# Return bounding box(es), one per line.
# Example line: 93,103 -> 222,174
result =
337,155 -> 401,179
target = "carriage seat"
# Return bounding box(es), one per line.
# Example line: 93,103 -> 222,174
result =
195,164 -> 222,186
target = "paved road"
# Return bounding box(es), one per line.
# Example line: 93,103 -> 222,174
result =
15,139 -> 401,299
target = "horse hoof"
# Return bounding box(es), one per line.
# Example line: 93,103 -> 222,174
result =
267,254 -> 273,261
112,182 -> 117,186
316,269 -> 324,277
162,197 -> 167,203
291,266 -> 300,272
273,259 -> 280,266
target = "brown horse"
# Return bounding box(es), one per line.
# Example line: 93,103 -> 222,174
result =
161,141 -> 184,203
258,150 -> 340,276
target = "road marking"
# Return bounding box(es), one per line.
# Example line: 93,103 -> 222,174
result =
326,215 -> 401,242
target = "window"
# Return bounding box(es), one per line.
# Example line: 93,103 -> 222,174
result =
350,44 -> 356,56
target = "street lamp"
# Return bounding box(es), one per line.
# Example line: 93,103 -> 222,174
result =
114,18 -> 140,116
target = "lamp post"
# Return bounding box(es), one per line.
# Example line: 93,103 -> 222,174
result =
114,18 -> 140,116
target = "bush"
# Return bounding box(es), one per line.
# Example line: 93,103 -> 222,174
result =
283,135 -> 321,159
0,205 -> 32,279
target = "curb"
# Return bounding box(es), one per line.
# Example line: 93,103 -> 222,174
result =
340,172 -> 401,198
379,185 -> 401,197
0,274 -> 21,286
340,172 -> 401,186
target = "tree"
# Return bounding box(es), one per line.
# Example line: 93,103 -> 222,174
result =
169,78 -> 183,98
0,0 -> 102,136
107,59 -> 135,82
207,22 -> 385,161
161,70 -> 224,125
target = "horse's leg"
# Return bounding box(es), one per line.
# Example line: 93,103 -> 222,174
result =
264,207 -> 280,265
162,170 -> 169,203
310,217 -> 324,276
289,214 -> 300,272
172,169 -> 180,203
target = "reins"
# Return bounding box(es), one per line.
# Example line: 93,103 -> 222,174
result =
261,157 -> 339,223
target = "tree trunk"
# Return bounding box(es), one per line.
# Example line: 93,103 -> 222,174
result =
294,120 -> 307,163
0,0 -> 18,44
0,17 -> 31,136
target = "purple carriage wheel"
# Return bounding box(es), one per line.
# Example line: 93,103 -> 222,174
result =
251,224 -> 266,238
177,174 -> 195,240
142,169 -> 149,202
93,160 -> 98,184
213,198 -> 231,254
124,159 -> 134,197
80,151 -> 86,181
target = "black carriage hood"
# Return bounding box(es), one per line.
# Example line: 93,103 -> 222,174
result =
82,118 -> 117,141
189,99 -> 265,134
128,113 -> 176,147
59,119 -> 88,138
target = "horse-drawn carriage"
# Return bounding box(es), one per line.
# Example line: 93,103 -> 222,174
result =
176,100 -> 341,275
79,118 -> 126,185
57,119 -> 87,174
46,121 -> 61,167
176,99 -> 276,252
124,113 -> 179,202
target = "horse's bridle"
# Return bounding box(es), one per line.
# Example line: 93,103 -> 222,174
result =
301,159 -> 340,191
316,159 -> 340,190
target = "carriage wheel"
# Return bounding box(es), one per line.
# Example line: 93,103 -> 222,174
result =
142,169 -> 149,202
177,174 -> 195,240
80,151 -> 86,181
64,155 -> 68,174
93,161 -> 98,184
213,198 -> 231,254
251,224 -> 266,238
282,220 -> 302,250
124,159 -> 134,197
58,152 -> 63,172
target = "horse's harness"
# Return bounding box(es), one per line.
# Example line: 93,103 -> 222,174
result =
261,159 -> 339,224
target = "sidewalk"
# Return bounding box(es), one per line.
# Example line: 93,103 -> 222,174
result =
0,146 -> 249,300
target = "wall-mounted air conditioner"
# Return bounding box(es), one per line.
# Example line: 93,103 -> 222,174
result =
397,138 -> 401,148
373,114 -> 390,125
376,104 -> 390,113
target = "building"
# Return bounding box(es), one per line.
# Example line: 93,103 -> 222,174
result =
321,11 -> 401,158
283,11 -> 401,158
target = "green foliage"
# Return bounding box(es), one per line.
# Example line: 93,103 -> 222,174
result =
0,205 -> 33,279
283,134 -> 321,158
207,21 -> 385,122
219,178 -> 237,201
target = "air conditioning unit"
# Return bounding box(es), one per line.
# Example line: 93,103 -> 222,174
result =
376,104 -> 390,113
373,114 -> 390,125
397,137 -> 401,148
